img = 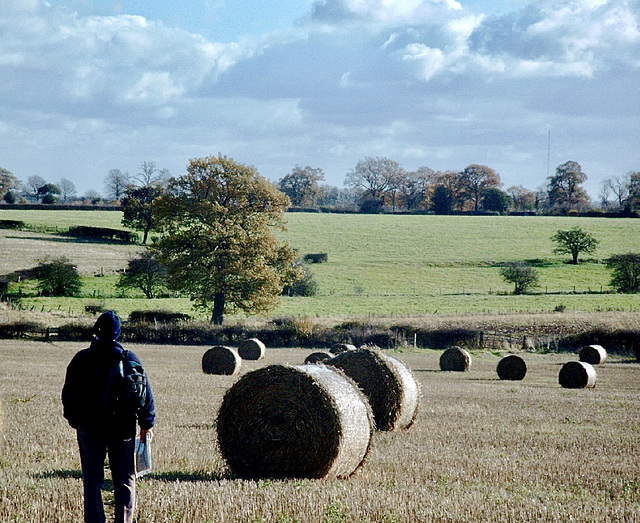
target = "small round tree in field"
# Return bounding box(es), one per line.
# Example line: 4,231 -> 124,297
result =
32,257 -> 82,297
500,262 -> 539,295
551,227 -> 598,264
117,251 -> 168,299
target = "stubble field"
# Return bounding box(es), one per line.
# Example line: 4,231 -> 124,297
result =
1,340 -> 638,522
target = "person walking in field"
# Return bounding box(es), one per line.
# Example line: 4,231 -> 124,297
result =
62,310 -> 155,523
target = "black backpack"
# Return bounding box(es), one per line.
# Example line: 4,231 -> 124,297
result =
105,350 -> 147,414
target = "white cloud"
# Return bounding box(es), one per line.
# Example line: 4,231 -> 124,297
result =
402,44 -> 446,80
0,4 -> 252,119
0,0 -> 638,198
310,0 -> 461,24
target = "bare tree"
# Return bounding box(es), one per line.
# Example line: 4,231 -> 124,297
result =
397,167 -> 434,210
104,169 -> 131,200
134,161 -> 168,187
344,157 -> 404,208
59,178 -> 77,202
507,185 -> 536,212
600,174 -> 630,209
26,175 -> 46,201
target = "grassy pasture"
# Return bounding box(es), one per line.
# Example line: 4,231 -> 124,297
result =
1,341 -> 638,522
2,209 -> 640,319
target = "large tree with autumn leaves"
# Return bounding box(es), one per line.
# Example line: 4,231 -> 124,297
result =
152,155 -> 301,325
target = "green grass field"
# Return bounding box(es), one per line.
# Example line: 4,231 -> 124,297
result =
2,209 -> 640,319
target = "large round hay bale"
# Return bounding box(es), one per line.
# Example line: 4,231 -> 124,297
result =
238,338 -> 266,360
327,348 -> 419,431
440,346 -> 472,372
579,344 -> 607,365
304,351 -> 332,364
216,364 -> 373,479
559,361 -> 597,389
330,343 -> 357,354
496,354 -> 527,381
202,346 -> 241,375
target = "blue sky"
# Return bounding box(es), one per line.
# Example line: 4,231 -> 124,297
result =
1,0 -> 639,198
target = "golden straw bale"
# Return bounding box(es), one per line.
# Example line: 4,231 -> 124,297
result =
496,354 -> 527,381
304,351 -> 332,364
238,338 -> 266,361
216,364 -> 373,479
559,361 -> 597,389
327,347 -> 419,431
579,344 -> 607,365
440,346 -> 472,372
330,343 -> 357,354
202,346 -> 241,375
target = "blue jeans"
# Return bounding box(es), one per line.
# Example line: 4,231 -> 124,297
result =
77,430 -> 136,523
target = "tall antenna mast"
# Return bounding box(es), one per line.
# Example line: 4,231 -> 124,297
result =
546,129 -> 551,178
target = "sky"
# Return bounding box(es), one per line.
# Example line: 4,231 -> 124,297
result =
1,0 -> 639,198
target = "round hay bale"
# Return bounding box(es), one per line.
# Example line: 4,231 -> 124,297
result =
304,351 -> 332,364
440,346 -> 472,372
330,343 -> 357,354
202,346 -> 241,375
559,361 -> 597,389
216,364 -> 373,479
496,354 -> 527,381
238,338 -> 266,360
327,348 -> 419,431
579,344 -> 607,365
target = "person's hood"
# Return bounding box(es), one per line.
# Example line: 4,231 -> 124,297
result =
93,310 -> 122,341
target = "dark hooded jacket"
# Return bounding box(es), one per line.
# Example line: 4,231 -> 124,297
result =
61,312 -> 155,439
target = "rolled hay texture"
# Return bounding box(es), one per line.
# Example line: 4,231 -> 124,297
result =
327,348 -> 419,431
496,354 -> 527,381
304,351 -> 332,364
330,343 -> 357,355
579,344 -> 607,365
238,338 -> 266,360
559,361 -> 597,389
202,346 -> 241,375
440,346 -> 472,372
216,364 -> 373,479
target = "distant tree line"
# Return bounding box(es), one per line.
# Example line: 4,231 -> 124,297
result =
2,157 -> 639,217
277,159 -> 640,216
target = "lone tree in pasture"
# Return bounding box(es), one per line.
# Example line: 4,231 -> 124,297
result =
278,165 -> 325,207
551,227 -> 598,264
121,185 -> 165,244
605,253 -> 640,293
32,257 -> 82,297
500,262 -> 539,295
152,154 -> 302,325
117,251 -> 168,299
